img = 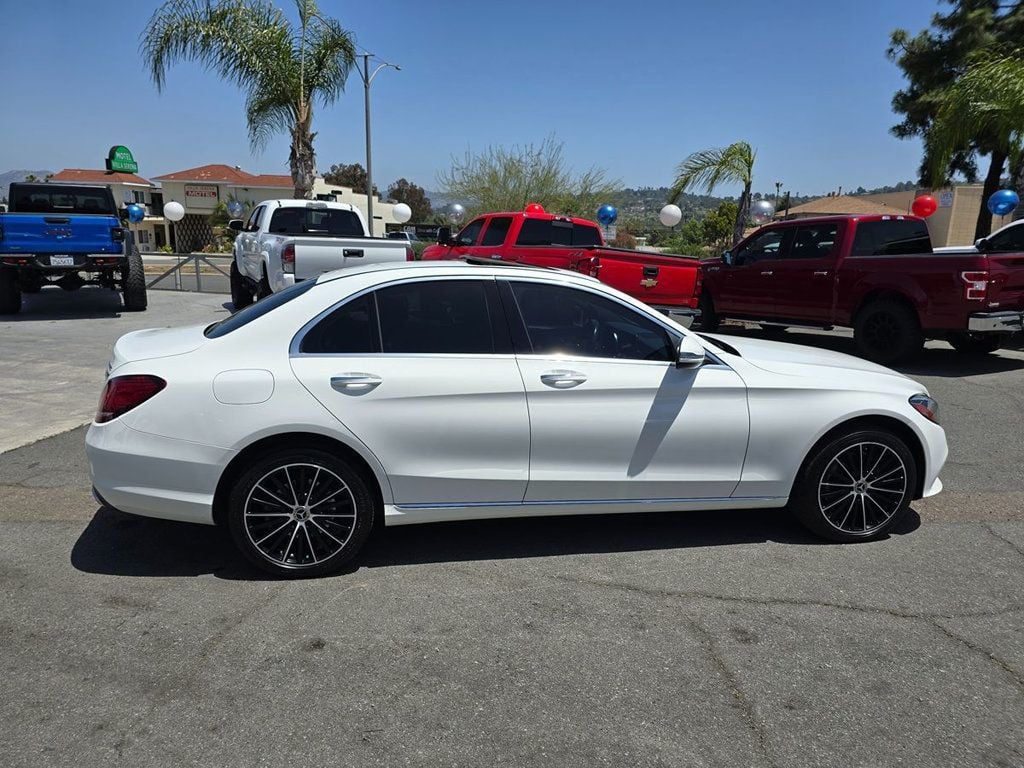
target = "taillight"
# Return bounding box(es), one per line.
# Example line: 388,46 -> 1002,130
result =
281,243 -> 295,274
111,227 -> 125,242
960,270 -> 988,301
95,375 -> 166,423
406,245 -> 415,261
585,256 -> 600,277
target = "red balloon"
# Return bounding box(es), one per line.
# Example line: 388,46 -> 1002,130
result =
912,195 -> 937,218
524,202 -> 545,214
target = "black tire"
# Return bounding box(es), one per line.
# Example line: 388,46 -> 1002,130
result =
257,267 -> 272,300
946,331 -> 1004,356
21,272 -> 43,293
121,249 -> 148,311
0,266 -> 22,314
695,292 -> 720,332
853,299 -> 922,364
230,259 -> 254,311
758,324 -> 788,338
789,428 -> 917,543
227,448 -> 376,577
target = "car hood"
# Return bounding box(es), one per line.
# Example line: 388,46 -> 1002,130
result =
108,324 -> 208,374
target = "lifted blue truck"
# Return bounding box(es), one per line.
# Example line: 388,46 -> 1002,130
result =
0,182 -> 147,314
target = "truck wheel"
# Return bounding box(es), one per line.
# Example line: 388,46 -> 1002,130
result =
759,324 -> 788,338
854,299 -> 922,364
121,249 -> 148,312
230,260 -> 254,311
21,272 -> 43,293
257,267 -> 272,300
695,292 -> 720,332
0,267 -> 22,314
947,332 -> 1004,356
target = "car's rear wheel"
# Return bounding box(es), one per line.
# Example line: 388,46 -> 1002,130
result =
789,429 -> 917,542
946,331 -> 1004,356
853,299 -> 923,364
230,260 -> 254,311
227,449 -> 375,577
0,266 -> 22,314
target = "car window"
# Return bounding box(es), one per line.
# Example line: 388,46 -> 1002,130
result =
300,293 -> 380,353
733,229 -> 788,265
851,220 -> 932,256
515,219 -> 598,247
376,280 -> 500,354
788,224 -> 839,260
206,279 -> 317,339
456,219 -> 485,246
245,206 -> 264,232
11,184 -> 117,215
509,282 -> 675,362
987,223 -> 1024,252
573,223 -> 603,246
268,207 -> 364,237
481,216 -> 513,247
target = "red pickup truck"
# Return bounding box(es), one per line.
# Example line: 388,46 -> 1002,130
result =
697,214 -> 1024,363
420,206 -> 700,316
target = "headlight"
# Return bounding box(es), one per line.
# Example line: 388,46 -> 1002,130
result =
909,394 -> 939,424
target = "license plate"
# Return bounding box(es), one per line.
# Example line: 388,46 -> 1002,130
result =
50,256 -> 75,266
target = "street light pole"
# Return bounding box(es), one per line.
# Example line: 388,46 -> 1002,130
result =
359,53 -> 400,236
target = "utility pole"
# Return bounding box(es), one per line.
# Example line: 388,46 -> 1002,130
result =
359,53 -> 400,236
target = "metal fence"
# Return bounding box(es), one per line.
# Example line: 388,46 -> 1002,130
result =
145,253 -> 232,293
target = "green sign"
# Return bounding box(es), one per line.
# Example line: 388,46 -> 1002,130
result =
105,145 -> 138,174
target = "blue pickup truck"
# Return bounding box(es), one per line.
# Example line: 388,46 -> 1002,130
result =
0,182 -> 146,313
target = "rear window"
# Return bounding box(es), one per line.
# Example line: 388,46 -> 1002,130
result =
515,219 -> 603,247
205,279 -> 317,338
10,185 -> 116,215
267,206 -> 364,237
851,220 -> 932,256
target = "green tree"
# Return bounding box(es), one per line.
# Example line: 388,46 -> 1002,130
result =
888,1 -> 1024,238
438,136 -> 619,218
141,0 -> 357,199
386,178 -> 432,222
323,162 -> 377,195
669,142 -> 755,247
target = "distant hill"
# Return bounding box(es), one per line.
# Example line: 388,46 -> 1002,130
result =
1,170 -> 54,201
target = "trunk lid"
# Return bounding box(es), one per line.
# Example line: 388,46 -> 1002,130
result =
0,213 -> 121,255
293,237 -> 409,280
584,249 -> 700,308
108,324 -> 208,375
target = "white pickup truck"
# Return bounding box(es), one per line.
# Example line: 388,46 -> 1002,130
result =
228,199 -> 412,309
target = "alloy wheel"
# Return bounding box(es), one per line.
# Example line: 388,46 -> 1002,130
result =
817,442 -> 908,535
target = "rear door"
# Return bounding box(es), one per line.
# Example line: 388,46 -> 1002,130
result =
470,215 -> 514,260
770,221 -> 841,321
716,227 -> 793,317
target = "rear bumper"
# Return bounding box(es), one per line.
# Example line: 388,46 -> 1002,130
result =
967,311 -> 1023,333
1,254 -> 124,271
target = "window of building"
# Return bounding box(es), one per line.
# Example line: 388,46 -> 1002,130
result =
137,230 -> 150,244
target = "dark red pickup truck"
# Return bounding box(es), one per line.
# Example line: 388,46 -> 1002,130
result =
697,214 -> 1024,363
420,206 -> 700,316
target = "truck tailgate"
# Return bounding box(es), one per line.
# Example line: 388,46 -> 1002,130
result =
0,213 -> 119,254
293,237 -> 409,280
986,251 -> 1024,309
584,249 -> 700,308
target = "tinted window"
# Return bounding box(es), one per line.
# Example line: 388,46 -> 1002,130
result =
10,184 -> 116,215
733,229 -> 787,265
788,224 -> 839,259
515,219 -> 602,247
245,206 -> 263,232
987,222 -> 1024,252
300,293 -> 379,353
377,280 -> 498,354
481,216 -> 513,246
456,219 -> 485,246
573,223 -> 602,246
851,220 -> 931,256
510,282 -> 674,361
268,207 -> 364,237
206,279 -> 316,338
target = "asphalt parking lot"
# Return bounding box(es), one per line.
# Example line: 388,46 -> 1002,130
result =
1,288 -> 1022,767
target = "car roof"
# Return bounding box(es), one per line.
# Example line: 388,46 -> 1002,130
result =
315,259 -> 594,285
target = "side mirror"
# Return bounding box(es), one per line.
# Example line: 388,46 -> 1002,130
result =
228,219 -> 244,231
437,225 -> 452,245
974,237 -> 988,251
721,251 -> 733,266
675,334 -> 707,369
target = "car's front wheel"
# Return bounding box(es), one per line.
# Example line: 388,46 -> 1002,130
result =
789,429 -> 917,542
227,449 -> 376,577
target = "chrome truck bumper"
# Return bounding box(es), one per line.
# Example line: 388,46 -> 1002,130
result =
968,311 -> 1023,333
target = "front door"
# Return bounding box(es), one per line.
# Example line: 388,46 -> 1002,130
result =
717,227 -> 792,318
289,277 -> 529,505
503,280 -> 750,502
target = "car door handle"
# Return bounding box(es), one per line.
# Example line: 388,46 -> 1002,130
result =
343,249 -> 364,257
330,373 -> 381,394
760,270 -> 774,276
540,370 -> 588,389
813,270 -> 830,277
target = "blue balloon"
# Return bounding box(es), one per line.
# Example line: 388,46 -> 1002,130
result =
596,204 -> 618,227
987,189 -> 1020,217
227,200 -> 245,218
126,203 -> 145,223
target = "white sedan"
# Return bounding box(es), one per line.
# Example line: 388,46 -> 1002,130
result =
87,262 -> 947,576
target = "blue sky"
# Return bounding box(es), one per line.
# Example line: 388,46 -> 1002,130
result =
0,0 -> 944,197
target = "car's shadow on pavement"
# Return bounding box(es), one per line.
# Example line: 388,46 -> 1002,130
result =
70,504 -> 922,580
711,325 -> 1024,378
2,287 -> 125,320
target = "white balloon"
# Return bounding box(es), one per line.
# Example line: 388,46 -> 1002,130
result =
392,202 -> 412,223
749,199 -> 775,225
659,204 -> 683,227
163,201 -> 186,222
449,203 -> 466,223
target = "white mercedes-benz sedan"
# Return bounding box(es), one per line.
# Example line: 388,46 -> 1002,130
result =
86,261 -> 947,576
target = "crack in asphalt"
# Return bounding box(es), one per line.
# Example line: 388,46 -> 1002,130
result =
925,617 -> 1024,690
984,522 -> 1024,562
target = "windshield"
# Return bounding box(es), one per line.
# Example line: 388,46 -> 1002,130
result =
10,184 -> 117,215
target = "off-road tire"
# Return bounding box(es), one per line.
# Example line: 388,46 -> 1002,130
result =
230,260 -> 254,311
0,266 -> 22,314
695,292 -> 720,332
789,428 -> 917,543
20,272 -> 43,293
121,249 -> 148,311
853,299 -> 922,364
946,331 -> 1004,356
257,267 -> 272,300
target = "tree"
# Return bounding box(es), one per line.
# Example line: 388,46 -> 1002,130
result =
888,1 -> 1024,238
141,0 -> 357,199
669,142 -> 756,246
438,136 -> 619,218
323,162 -> 376,195
24,174 -> 38,183
386,178 -> 432,222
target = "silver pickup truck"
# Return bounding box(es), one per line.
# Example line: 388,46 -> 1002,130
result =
229,199 -> 412,309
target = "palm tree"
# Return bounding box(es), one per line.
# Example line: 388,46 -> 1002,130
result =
928,50 -> 1024,231
669,142 -> 756,247
141,0 -> 357,199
